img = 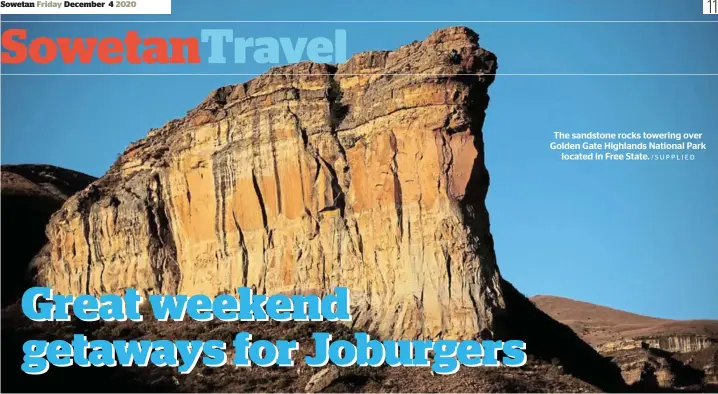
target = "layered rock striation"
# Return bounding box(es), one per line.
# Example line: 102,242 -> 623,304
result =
597,335 -> 717,354
35,27 -> 505,340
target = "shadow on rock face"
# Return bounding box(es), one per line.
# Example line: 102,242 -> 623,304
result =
1,164 -> 96,306
1,195 -> 60,304
648,347 -> 706,388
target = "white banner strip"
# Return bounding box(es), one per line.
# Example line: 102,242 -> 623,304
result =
0,0 -> 171,14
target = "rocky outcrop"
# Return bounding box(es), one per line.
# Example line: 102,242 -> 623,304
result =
607,347 -> 707,390
305,365 -> 342,393
35,27 -> 504,340
1,164 -> 95,305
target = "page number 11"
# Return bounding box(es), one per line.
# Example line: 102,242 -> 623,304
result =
706,0 -> 718,14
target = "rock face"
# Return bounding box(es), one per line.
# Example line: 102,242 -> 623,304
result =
609,347 -> 707,390
1,164 -> 95,305
35,27 -> 504,340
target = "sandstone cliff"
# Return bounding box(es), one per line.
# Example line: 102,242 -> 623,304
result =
35,27 -> 504,340
23,27 -> 634,392
1,164 -> 95,305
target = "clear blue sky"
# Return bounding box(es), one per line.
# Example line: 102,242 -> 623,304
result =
2,0 -> 717,319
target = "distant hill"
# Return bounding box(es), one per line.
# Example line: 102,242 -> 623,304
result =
531,295 -> 718,347
1,164 -> 95,305
532,295 -> 718,389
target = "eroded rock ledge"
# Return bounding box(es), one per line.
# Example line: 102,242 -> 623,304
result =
35,27 -> 503,340
598,334 -> 717,354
